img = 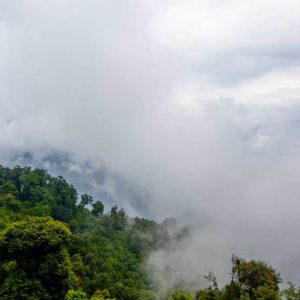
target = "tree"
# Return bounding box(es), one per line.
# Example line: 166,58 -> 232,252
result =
196,289 -> 223,300
196,256 -> 281,300
168,290 -> 193,300
80,194 -> 93,208
0,165 -> 78,222
110,205 -> 118,215
66,289 -> 88,300
0,217 -> 76,300
91,201 -> 104,217
0,182 -> 18,196
281,282 -> 300,300
230,255 -> 281,299
2,193 -> 22,212
91,289 -> 115,300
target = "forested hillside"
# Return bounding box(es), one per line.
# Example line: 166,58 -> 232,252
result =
0,165 -> 299,300
0,165 -> 184,300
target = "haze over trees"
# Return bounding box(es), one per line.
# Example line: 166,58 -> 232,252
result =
0,165 -> 299,299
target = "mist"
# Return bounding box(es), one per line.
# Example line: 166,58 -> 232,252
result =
1,0 -> 300,288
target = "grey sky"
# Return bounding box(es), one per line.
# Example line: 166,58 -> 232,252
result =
1,0 -> 300,286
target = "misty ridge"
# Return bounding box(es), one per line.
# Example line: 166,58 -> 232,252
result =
0,164 -> 299,300
1,0 -> 300,299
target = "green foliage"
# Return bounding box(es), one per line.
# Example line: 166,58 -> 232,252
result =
281,282 -> 300,300
66,289 -> 88,300
196,255 -> 281,300
26,202 -> 52,217
0,206 -> 13,229
231,255 -> 281,299
0,165 -> 78,222
253,284 -> 280,299
196,289 -> 222,300
138,289 -> 156,300
0,216 -> 75,299
0,217 -> 71,254
0,181 -> 18,196
80,194 -> 93,208
91,201 -> 104,217
0,273 -> 50,300
168,290 -> 193,300
221,281 -> 240,299
91,289 -> 115,299
2,193 -> 22,212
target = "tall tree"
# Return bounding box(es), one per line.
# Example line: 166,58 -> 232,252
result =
0,217 -> 76,300
91,201 -> 104,217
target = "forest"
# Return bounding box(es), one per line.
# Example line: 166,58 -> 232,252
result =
0,165 -> 299,300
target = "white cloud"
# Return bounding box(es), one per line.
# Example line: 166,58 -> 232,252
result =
1,0 -> 300,286
151,0 -> 300,83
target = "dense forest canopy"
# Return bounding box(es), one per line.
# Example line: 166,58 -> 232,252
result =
0,165 -> 299,300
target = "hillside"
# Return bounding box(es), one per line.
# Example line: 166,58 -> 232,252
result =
0,165 -> 184,300
0,165 -> 299,300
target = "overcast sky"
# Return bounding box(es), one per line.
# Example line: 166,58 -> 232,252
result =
1,0 -> 300,286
